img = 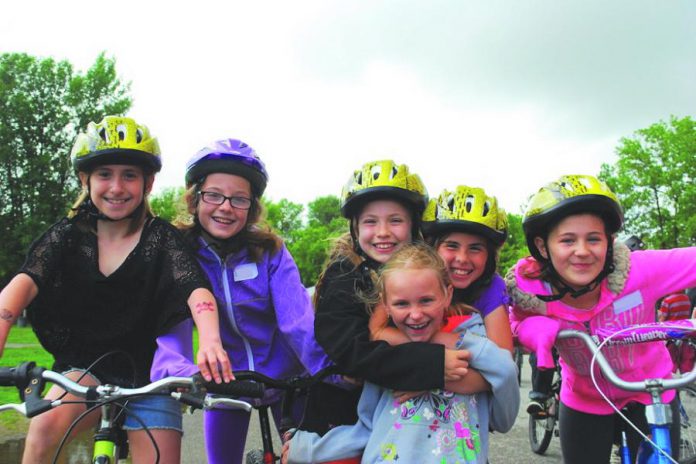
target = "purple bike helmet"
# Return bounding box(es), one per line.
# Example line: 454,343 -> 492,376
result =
185,139 -> 268,195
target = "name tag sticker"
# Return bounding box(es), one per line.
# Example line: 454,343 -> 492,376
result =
234,263 -> 258,282
613,291 -> 643,314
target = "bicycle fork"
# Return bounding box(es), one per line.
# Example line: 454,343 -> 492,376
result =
92,403 -> 125,464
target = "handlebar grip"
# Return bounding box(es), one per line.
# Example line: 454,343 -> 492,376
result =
0,362 -> 37,387
0,367 -> 17,386
203,380 -> 265,398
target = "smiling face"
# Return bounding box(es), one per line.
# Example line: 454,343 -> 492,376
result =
81,164 -> 151,220
384,268 -> 453,343
535,213 -> 608,290
435,231 -> 489,290
356,199 -> 413,263
196,173 -> 252,239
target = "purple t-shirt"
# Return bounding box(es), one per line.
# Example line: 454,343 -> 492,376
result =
472,274 -> 509,318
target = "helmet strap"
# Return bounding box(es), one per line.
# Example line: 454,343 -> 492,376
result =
536,240 -> 615,302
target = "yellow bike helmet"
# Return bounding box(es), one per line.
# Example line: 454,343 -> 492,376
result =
71,116 -> 161,173
340,160 -> 427,218
522,174 -> 623,262
422,186 -> 508,246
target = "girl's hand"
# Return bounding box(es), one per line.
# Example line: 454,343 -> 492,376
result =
368,303 -> 389,340
393,390 -> 425,404
197,338 -> 233,383
444,348 -> 469,381
281,440 -> 291,464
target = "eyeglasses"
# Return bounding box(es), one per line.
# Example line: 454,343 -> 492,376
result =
199,191 -> 252,210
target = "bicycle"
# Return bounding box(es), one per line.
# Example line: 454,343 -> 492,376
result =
230,367 -> 338,464
557,320 -> 696,464
528,362 -> 561,455
0,361 -> 264,464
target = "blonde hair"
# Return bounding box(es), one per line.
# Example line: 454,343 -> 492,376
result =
372,242 -> 469,318
174,182 -> 282,262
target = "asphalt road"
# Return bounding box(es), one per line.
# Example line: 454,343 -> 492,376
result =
181,356 -> 564,463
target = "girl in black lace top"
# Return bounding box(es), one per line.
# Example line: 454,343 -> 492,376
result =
0,116 -> 231,463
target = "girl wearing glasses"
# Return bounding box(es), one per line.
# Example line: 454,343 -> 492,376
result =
151,138 -> 333,464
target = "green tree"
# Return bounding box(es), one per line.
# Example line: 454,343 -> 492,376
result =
498,212 -> 528,275
291,196 -> 348,285
263,195 -> 347,286
0,52 -> 131,284
263,198 -> 304,245
600,115 -> 696,249
150,187 -> 186,222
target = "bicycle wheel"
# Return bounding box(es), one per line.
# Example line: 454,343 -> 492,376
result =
528,399 -> 556,455
514,346 -> 524,385
678,385 -> 696,464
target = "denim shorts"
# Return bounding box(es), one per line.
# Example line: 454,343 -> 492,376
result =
61,369 -> 183,433
120,395 -> 183,433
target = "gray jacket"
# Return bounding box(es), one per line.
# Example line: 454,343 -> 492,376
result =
288,315 -> 520,463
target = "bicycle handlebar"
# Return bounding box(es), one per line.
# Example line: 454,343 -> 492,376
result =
557,329 -> 696,392
231,365 -> 340,390
0,362 -> 264,417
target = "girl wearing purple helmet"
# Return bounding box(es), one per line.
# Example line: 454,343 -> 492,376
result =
151,139 -> 333,464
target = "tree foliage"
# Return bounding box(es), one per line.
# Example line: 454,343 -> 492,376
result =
600,115 -> 696,249
150,187 -> 186,222
264,195 -> 347,286
0,52 -> 131,284
498,212 -> 528,275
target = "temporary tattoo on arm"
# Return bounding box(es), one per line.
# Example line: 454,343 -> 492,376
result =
195,301 -> 216,314
1,308 -> 15,323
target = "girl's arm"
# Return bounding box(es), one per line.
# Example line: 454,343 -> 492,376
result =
269,246 -> 333,374
368,304 -> 409,344
315,261 -> 458,391
0,274 -> 38,358
188,288 -> 233,383
483,305 -> 514,353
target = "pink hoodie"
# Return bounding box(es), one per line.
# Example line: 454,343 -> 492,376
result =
507,244 -> 696,414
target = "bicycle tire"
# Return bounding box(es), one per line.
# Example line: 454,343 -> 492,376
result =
528,399 -> 556,455
514,347 -> 524,385
678,385 -> 696,464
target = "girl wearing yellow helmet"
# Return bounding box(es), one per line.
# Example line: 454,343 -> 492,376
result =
421,185 -> 513,353
507,174 -> 696,463
300,161 -> 489,450
0,116 -> 231,463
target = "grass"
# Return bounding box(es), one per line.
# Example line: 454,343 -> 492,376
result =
1,327 -> 52,433
1,326 -> 200,434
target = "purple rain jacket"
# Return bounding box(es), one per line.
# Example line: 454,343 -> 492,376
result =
151,237 -> 333,402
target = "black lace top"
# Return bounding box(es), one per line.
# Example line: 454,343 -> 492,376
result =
20,217 -> 209,386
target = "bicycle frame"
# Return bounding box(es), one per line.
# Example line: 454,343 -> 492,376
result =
558,328 -> 696,464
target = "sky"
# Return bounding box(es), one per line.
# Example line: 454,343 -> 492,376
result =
2,1 -> 695,214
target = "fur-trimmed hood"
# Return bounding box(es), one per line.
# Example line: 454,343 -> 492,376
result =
505,241 -> 631,315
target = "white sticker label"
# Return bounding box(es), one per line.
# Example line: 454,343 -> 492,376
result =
233,263 -> 258,281
613,290 -> 643,314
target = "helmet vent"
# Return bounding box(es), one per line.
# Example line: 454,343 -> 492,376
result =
465,195 -> 474,213
447,194 -> 455,212
371,165 -> 382,180
356,171 -> 362,185
98,127 -> 108,142
116,124 -> 127,141
483,200 -> 491,217
135,128 -> 143,143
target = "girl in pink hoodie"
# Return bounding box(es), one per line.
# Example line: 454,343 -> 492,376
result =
507,174 -> 696,463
